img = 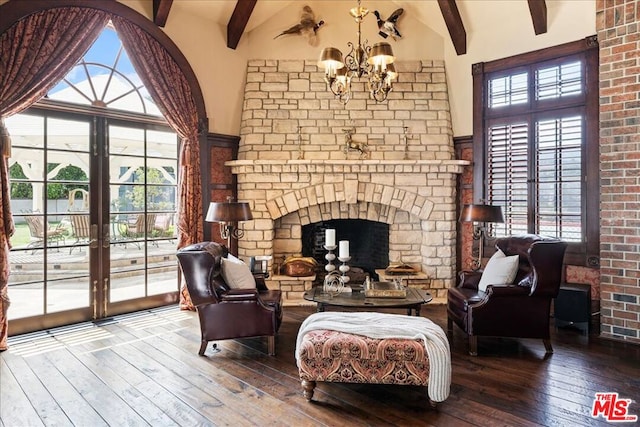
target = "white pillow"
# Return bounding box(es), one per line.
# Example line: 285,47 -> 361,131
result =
478,249 -> 519,292
226,253 -> 242,263
220,257 -> 257,289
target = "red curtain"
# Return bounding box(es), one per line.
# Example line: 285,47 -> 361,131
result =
111,17 -> 203,310
0,7 -> 110,350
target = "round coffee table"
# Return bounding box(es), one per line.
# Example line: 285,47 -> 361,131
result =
303,286 -> 433,316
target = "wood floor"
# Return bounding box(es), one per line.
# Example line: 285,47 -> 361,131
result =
1,304 -> 639,426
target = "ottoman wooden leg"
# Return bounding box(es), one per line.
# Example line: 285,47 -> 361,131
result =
301,380 -> 316,401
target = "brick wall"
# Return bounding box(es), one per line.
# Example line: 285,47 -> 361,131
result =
597,0 -> 640,343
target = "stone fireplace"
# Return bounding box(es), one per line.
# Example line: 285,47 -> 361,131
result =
227,59 -> 468,305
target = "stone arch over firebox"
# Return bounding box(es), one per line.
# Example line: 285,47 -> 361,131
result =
261,181 -> 456,298
264,182 -> 435,222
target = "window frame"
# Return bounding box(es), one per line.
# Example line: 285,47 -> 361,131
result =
472,36 -> 600,267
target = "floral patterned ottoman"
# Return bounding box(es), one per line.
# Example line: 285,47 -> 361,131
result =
295,312 -> 451,406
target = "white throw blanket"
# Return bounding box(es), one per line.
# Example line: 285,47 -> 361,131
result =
295,311 -> 451,402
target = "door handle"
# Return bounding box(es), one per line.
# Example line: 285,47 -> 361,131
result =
90,224 -> 99,248
103,224 -> 110,248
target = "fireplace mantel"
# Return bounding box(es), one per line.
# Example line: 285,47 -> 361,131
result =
226,159 -> 471,168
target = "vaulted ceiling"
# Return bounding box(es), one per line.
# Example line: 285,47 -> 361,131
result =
151,0 -> 547,54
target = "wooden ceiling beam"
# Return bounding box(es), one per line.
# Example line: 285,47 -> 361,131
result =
527,0 -> 547,35
153,0 -> 173,27
227,0 -> 258,50
437,0 -> 467,56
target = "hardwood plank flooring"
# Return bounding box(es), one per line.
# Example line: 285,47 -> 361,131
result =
1,304 -> 639,426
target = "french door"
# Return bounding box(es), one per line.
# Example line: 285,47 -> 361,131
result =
7,109 -> 180,335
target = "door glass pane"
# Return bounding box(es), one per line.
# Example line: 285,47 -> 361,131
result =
6,114 -> 92,321
109,124 -> 178,303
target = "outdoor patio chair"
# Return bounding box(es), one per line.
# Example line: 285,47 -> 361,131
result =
24,215 -> 66,254
118,213 -> 158,248
153,213 -> 175,239
69,214 -> 91,254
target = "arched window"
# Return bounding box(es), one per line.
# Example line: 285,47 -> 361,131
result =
47,23 -> 161,116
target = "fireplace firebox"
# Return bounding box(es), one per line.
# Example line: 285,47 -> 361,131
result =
302,219 -> 389,278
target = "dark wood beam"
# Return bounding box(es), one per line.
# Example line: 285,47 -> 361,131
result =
227,0 -> 258,50
437,0 -> 467,56
527,0 -> 547,35
153,0 -> 173,27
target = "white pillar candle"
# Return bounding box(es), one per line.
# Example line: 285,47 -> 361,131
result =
325,229 -> 336,247
339,240 -> 349,258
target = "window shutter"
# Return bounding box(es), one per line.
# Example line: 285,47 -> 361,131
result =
536,115 -> 583,241
487,122 -> 529,237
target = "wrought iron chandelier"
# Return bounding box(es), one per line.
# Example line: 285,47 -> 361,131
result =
318,0 -> 397,104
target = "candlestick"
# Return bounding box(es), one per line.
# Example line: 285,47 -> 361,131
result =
339,240 -> 349,258
324,244 -> 337,272
338,256 -> 351,283
325,229 -> 336,247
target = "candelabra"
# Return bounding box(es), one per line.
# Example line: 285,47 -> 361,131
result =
297,126 -> 304,160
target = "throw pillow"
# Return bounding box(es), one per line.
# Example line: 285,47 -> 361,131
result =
221,257 -> 257,289
477,249 -> 519,292
226,253 -> 242,264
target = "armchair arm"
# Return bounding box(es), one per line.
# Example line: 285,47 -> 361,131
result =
464,285 -> 530,311
458,270 -> 483,290
483,284 -> 530,297
219,288 -> 260,302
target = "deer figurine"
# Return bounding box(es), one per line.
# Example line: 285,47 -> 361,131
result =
342,127 -> 368,159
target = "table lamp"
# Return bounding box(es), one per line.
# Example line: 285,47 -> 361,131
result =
459,203 -> 504,270
205,196 -> 253,252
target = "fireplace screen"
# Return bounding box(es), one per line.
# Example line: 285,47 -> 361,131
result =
302,219 -> 389,278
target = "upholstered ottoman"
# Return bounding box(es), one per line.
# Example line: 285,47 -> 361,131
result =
295,312 -> 451,406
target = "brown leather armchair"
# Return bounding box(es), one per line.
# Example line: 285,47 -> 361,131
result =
447,234 -> 567,356
176,242 -> 283,356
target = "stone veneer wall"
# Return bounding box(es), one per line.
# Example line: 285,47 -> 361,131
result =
239,59 -> 453,161
597,0 -> 640,344
231,59 -> 467,304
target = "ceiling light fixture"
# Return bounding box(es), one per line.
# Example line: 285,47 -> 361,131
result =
318,0 -> 397,105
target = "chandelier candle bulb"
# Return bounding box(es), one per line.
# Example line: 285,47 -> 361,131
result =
339,240 -> 350,258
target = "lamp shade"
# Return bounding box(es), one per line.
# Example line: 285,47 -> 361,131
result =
318,47 -> 345,70
385,63 -> 398,81
459,204 -> 504,223
367,42 -> 395,66
205,201 -> 253,223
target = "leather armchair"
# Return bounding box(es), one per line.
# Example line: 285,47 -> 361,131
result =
447,234 -> 567,356
176,242 -> 283,356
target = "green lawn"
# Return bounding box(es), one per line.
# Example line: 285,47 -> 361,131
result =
10,221 -> 68,249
